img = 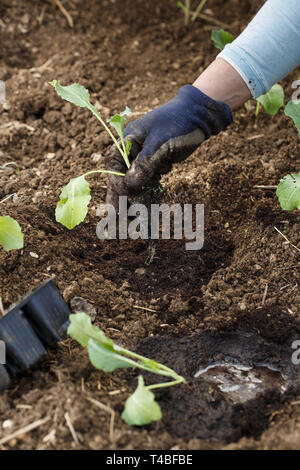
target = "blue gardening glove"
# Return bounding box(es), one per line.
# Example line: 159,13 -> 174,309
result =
105,85 -> 232,207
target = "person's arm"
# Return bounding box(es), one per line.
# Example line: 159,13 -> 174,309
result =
105,0 -> 300,206
217,0 -> 300,100
193,58 -> 251,111
194,0 -> 300,109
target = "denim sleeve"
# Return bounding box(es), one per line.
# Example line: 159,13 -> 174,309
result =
217,0 -> 300,98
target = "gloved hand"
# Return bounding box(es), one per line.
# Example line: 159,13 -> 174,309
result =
105,84 -> 232,208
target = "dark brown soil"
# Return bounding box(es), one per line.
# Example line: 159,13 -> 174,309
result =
0,0 -> 299,450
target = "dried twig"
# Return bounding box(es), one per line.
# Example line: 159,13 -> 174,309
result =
291,400 -> 300,406
86,396 -> 115,443
108,388 -> 126,396
269,409 -> 285,422
133,305 -> 157,313
0,194 -> 16,204
64,412 -> 79,445
0,122 -> 35,133
190,11 -> 229,28
30,58 -> 53,73
254,185 -> 277,189
51,0 -> 74,28
37,6 -> 46,25
0,417 -> 50,446
0,162 -> 20,176
262,284 -> 268,306
191,0 -> 208,21
274,226 -> 300,253
247,134 -> 264,141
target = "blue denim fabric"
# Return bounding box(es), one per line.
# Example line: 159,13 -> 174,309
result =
218,0 -> 300,98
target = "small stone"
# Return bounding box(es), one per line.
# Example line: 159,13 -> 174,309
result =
43,429 -> 56,444
135,268 -> 146,276
121,281 -> 130,289
8,438 -> 17,448
18,24 -> 28,34
46,153 -> 55,160
21,14 -> 30,24
56,263 -> 64,273
91,153 -> 103,162
35,233 -> 44,243
63,281 -> 78,302
70,297 -> 97,321
115,314 -> 125,320
62,103 -> 73,115
101,133 -> 111,145
81,277 -> 94,288
169,297 -> 189,314
239,302 -> 247,311
2,419 -> 13,429
29,252 -> 39,259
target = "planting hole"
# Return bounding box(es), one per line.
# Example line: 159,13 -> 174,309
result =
194,361 -> 287,404
137,330 -> 300,442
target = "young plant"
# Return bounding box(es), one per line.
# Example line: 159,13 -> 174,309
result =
272,103 -> 299,211
211,29 -> 234,51
276,174 -> 300,211
0,216 -> 24,252
177,0 -> 209,25
243,85 -> 285,117
255,84 -> 285,117
68,312 -> 186,426
49,80 -> 131,230
285,100 -> 300,136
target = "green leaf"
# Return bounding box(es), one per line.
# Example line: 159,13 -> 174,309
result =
177,1 -> 187,12
68,313 -> 136,372
121,376 -> 162,426
107,114 -> 126,138
50,80 -> 131,169
276,174 -> 300,210
88,339 -> 133,372
257,84 -> 284,116
211,29 -> 234,51
55,176 -> 91,230
0,216 -> 24,252
107,108 -> 131,138
49,80 -> 92,109
67,313 -> 113,348
285,100 -> 300,136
